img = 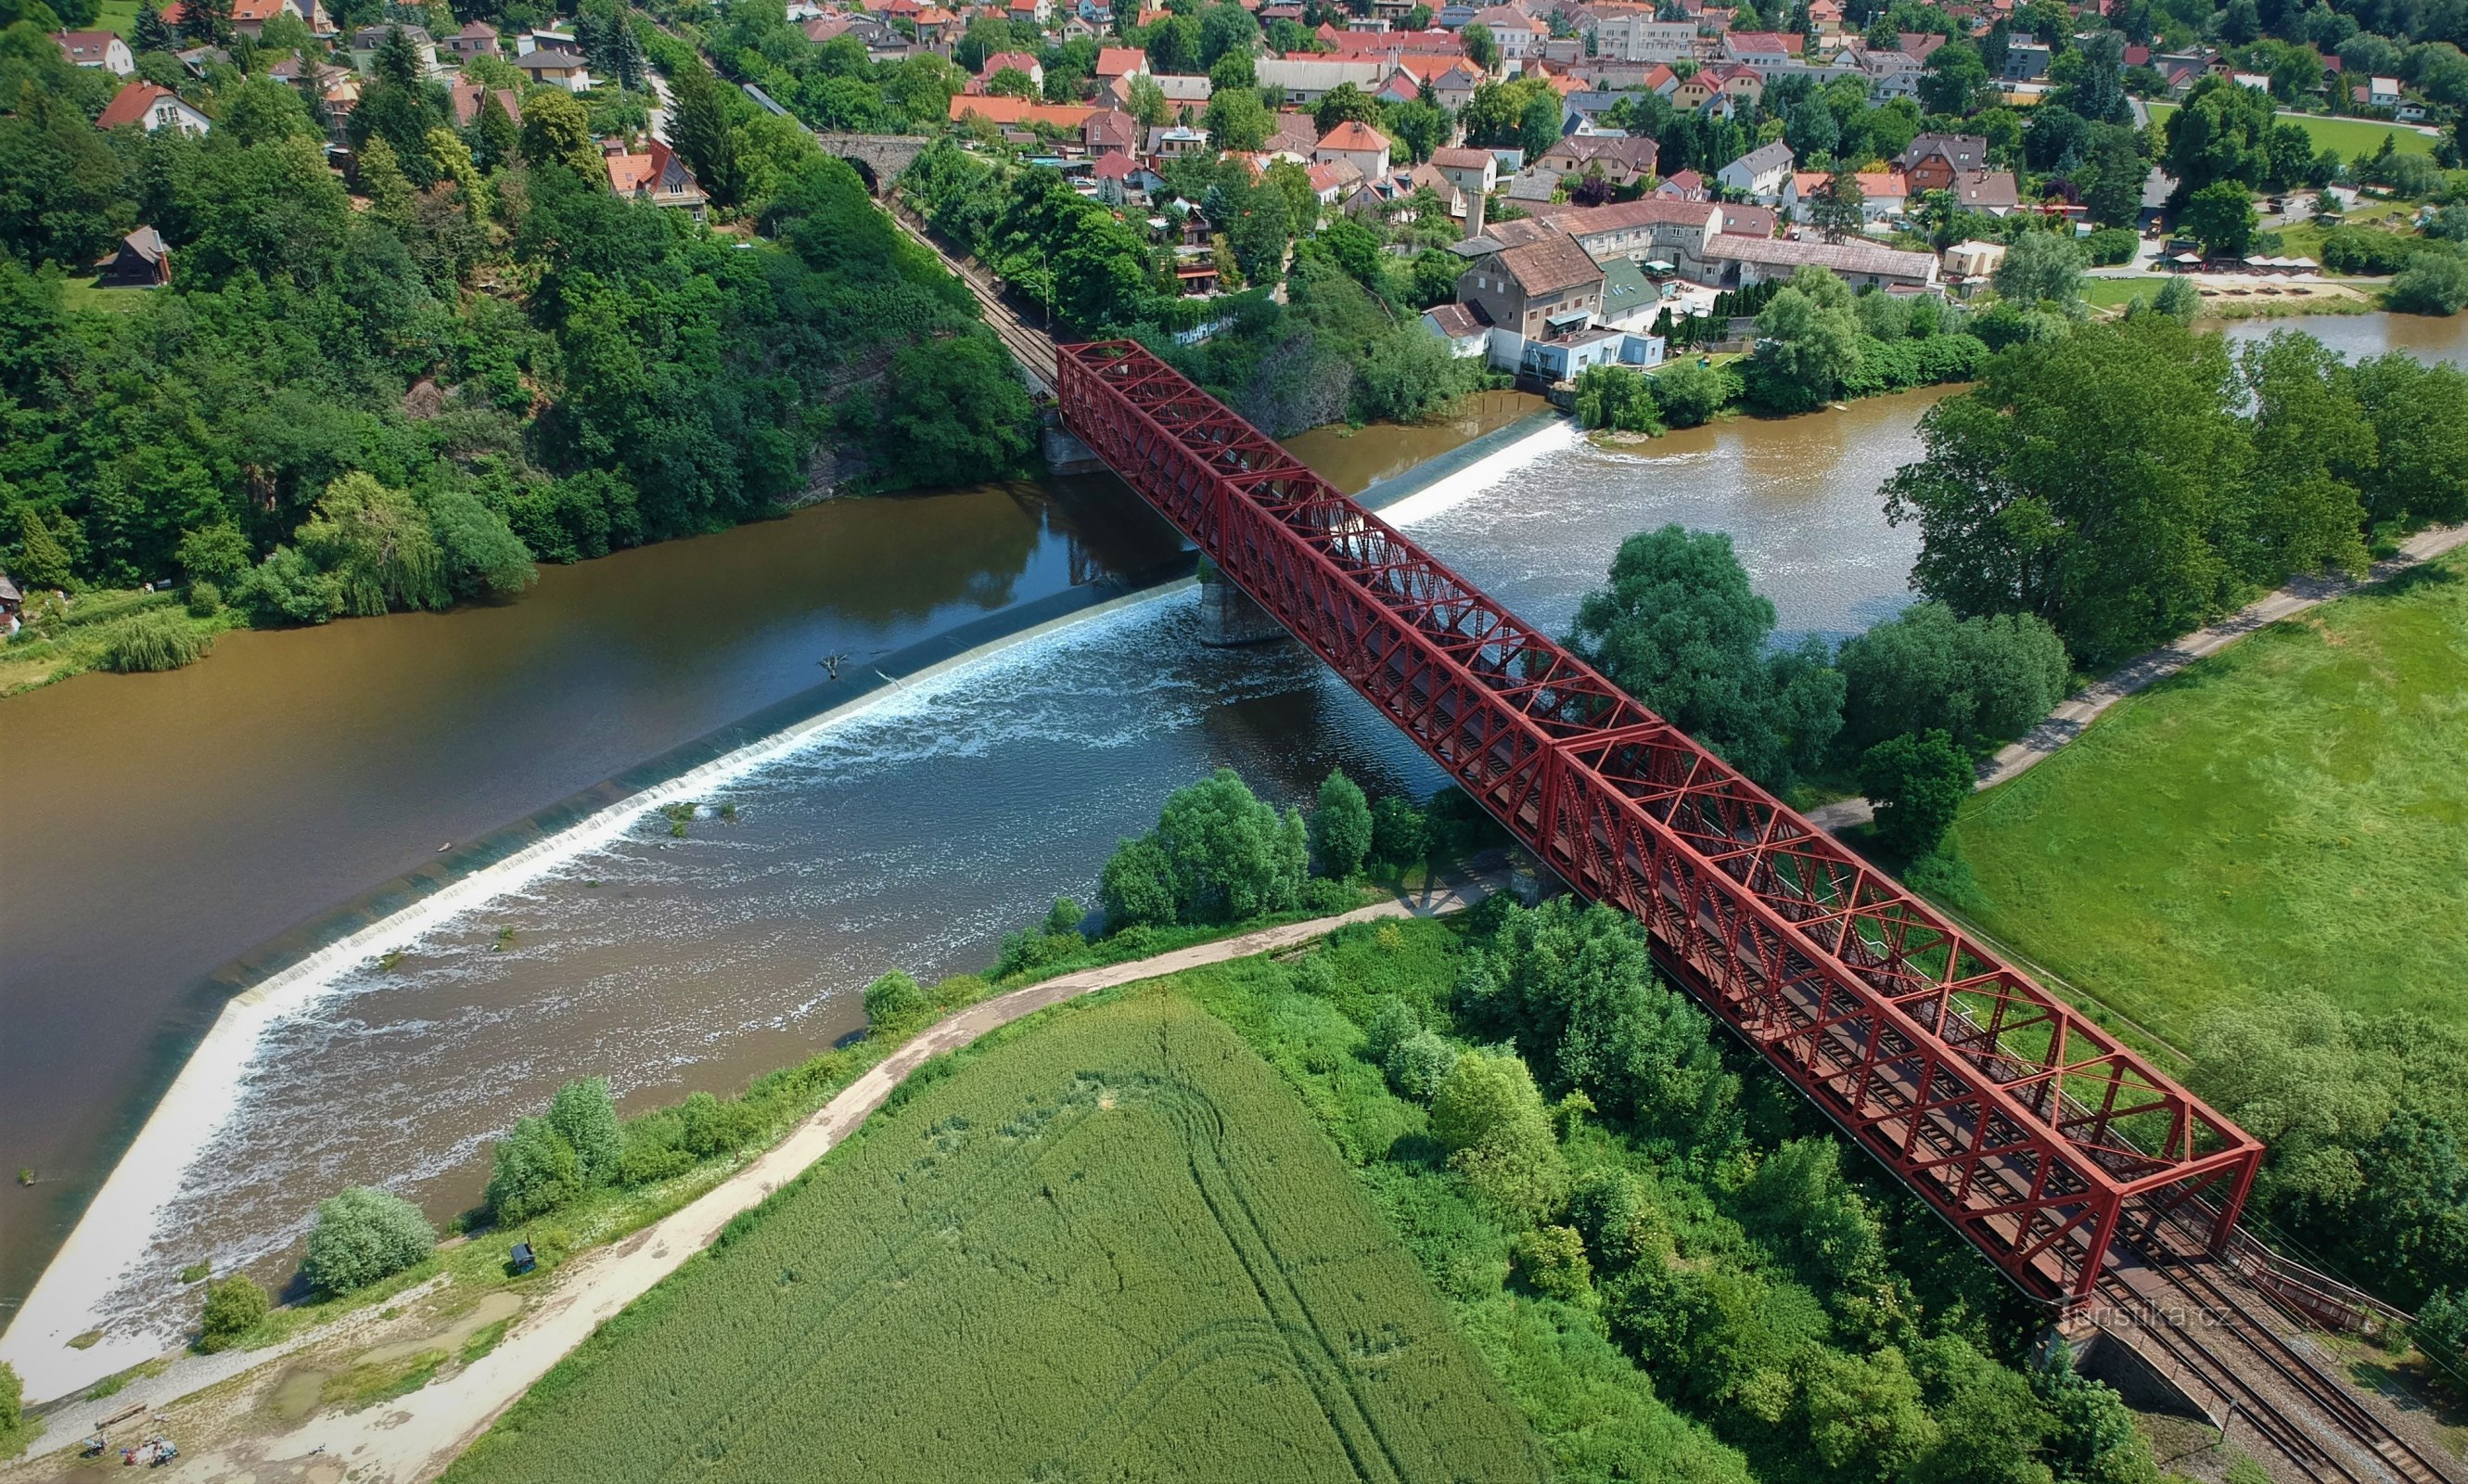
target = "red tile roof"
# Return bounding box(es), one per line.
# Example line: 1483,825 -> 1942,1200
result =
96,82 -> 180,130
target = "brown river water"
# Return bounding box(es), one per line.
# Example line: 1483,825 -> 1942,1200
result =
3,315 -> 2459,1398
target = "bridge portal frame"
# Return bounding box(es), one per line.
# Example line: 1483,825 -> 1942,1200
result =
1058,338 -> 2263,1304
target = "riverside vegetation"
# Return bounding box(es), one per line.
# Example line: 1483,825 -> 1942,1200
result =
445,760 -> 2170,1484
0,19 -> 1033,689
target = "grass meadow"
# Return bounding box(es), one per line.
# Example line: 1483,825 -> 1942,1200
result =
1941,552 -> 2468,1048
2146,101 -> 2438,159
446,991 -> 1547,1484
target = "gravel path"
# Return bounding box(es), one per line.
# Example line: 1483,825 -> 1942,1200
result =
1806,522 -> 2468,833
141,877 -> 1495,1483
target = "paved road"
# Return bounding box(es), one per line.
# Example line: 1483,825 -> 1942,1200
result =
1807,521 -> 2468,831
152,877 -> 1499,1482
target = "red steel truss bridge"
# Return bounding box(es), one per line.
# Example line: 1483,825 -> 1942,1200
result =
1060,337 -> 2267,1306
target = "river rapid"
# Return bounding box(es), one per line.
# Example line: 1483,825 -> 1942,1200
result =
5,312 -> 2460,1399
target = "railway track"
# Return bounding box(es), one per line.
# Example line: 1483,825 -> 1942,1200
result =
2099,1233 -> 2455,1484
884,201 -> 1060,390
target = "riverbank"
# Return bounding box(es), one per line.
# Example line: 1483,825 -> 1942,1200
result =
4,877 -> 1498,1479
0,399 -> 1568,1400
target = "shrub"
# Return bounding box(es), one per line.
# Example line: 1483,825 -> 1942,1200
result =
302,1185 -> 436,1295
1309,770 -> 1372,878
2084,226 -> 2139,265
863,969 -> 927,1025
1369,795 -> 1427,866
1573,364 -> 1664,433
234,544 -> 344,625
2390,250 -> 2468,315
1364,996 -> 1418,1065
2321,226 -> 2423,275
1042,898 -> 1085,936
1860,730 -> 1974,858
185,579 -> 222,617
1431,1050 -> 1566,1226
0,1360 -> 19,1442
1388,1029 -> 1461,1100
97,610 -> 211,672
1512,1224 -> 1594,1303
548,1078 -> 623,1187
1647,357 -> 1737,428
486,1116 -> 581,1224
2414,1286 -> 2468,1364
1298,876 -> 1356,915
1099,836 -> 1177,931
994,928 -> 1084,978
197,1273 -> 269,1352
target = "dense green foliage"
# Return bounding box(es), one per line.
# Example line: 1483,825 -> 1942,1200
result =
1835,601 -> 2071,755
1567,525 -> 1844,791
1308,769 -> 1372,880
1098,767 -> 1307,928
196,1273 -> 269,1352
0,34 -> 1028,624
301,1185 -> 437,1296
1860,729 -> 1975,857
96,608 -> 212,672
448,993 -> 1550,1484
1184,903 -> 2163,1484
1885,321 -> 2462,667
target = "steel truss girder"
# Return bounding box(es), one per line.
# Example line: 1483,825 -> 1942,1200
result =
1055,339 -> 2263,1303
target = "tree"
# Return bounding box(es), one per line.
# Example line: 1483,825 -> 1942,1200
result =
1144,12 -> 1200,72
1462,19 -> 1500,70
2151,272 -> 2200,320
1384,96 -> 1449,162
1573,365 -> 1662,433
1990,228 -> 2087,307
297,473 -> 446,616
1750,264 -> 1862,411
2083,125 -> 2147,227
986,65 -> 1037,97
2345,352 -> 2468,525
519,87 -> 602,180
669,58 -> 742,208
1835,602 -> 2070,754
1127,72 -> 1170,127
548,1077 -> 624,1187
177,0 -> 232,45
873,336 -> 1034,488
1196,0 -> 1258,66
373,23 -> 422,89
301,1185 -> 436,1294
2235,330 -> 2371,585
1100,835 -> 1178,928
134,0 -> 173,51
862,968 -> 927,1025
2161,75 -> 2276,196
1649,357 -> 1735,428
1919,40 -> 1988,114
1880,318 -> 2250,666
485,1115 -> 581,1224
1810,165 -> 1864,243
197,1273 -> 269,1351
1429,1049 -> 1567,1226
1312,81 -> 1382,133
2181,179 -> 2258,256
2391,250 -> 2468,315
1807,1347 -> 1937,1479
1784,96 -> 1838,160
1567,524 -> 1843,789
1859,729 -> 1972,857
1204,85 -> 1271,151
1309,770 -> 1373,878
1368,795 -> 1426,865
1150,767 -> 1306,922
357,134 -> 417,232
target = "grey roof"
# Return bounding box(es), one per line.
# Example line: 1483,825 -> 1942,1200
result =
1723,141 -> 1793,177
1703,234 -> 1937,280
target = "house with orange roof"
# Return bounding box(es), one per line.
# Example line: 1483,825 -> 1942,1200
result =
1313,119 -> 1392,181
96,81 -> 210,134
948,94 -> 1096,128
1094,45 -> 1146,79
979,48 -> 1043,86
605,138 -> 708,220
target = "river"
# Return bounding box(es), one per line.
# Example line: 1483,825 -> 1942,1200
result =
5,312 -> 2461,1398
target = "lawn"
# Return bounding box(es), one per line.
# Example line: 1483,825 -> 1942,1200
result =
2083,275 -> 2167,309
94,0 -> 137,33
447,991 -> 1546,1484
2147,101 -> 2436,159
1942,552 -> 2468,1049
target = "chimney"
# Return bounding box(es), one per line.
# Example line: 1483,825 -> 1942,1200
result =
1464,183 -> 1487,241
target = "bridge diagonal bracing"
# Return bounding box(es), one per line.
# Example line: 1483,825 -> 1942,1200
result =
1056,338 -> 2263,1304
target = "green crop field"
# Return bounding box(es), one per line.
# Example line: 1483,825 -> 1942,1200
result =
2146,101 -> 2437,160
1943,552 -> 2468,1048
448,992 -> 1546,1484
